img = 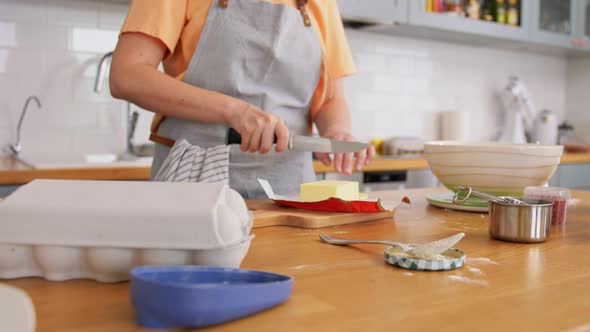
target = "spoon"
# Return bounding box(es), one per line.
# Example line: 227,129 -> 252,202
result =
319,233 -> 465,260
453,186 -> 530,206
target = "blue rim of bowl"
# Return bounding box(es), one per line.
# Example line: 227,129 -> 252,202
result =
384,247 -> 466,271
131,266 -> 292,289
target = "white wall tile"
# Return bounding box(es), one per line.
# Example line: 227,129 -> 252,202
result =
0,22 -> 17,47
0,0 -> 47,24
355,53 -> 390,72
371,75 -> 402,93
70,27 -> 118,53
98,2 -> 129,29
0,49 -> 9,73
46,0 -> 99,27
388,56 -> 413,75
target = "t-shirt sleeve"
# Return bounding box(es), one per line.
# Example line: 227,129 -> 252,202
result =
120,0 -> 188,57
313,1 -> 356,79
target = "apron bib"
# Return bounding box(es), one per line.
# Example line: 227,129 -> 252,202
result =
151,0 -> 322,199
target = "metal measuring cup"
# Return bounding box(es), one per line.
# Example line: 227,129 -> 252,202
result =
452,186 -> 553,243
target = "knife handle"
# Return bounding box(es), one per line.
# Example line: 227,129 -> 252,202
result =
226,128 -> 278,145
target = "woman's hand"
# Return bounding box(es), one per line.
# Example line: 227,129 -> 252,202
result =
314,130 -> 376,175
224,102 -> 289,154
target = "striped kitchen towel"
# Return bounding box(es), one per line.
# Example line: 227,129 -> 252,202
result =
153,139 -> 230,183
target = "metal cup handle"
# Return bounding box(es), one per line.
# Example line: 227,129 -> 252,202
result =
452,186 -> 473,205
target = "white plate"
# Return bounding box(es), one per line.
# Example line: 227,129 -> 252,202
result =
426,192 -> 489,213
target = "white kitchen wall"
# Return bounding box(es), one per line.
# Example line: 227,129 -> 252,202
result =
0,0 -> 152,162
0,0 -> 570,163
565,58 -> 590,136
344,29 -> 567,142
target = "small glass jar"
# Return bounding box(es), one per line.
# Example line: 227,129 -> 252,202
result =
524,186 -> 570,225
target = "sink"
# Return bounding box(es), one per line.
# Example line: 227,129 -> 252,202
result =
18,154 -> 153,169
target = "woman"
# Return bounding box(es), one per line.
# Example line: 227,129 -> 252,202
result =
110,0 -> 374,198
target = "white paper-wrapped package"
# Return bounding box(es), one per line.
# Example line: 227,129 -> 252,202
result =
0,180 -> 252,250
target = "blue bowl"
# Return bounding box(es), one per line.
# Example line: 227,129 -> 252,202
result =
130,266 -> 293,329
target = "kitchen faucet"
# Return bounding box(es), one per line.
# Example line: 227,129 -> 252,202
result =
94,51 -> 139,158
94,51 -> 113,93
8,95 -> 42,168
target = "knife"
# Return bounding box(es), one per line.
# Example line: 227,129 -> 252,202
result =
226,128 -> 368,153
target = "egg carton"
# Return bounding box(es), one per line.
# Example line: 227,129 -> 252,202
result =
0,180 -> 253,282
0,235 -> 253,283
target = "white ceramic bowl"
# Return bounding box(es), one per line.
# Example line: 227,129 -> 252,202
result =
424,141 -> 563,196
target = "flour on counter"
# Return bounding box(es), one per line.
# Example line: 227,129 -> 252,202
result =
288,260 -> 370,272
290,265 -> 307,270
467,267 -> 484,275
448,275 -> 489,287
467,257 -> 498,265
402,272 -> 415,276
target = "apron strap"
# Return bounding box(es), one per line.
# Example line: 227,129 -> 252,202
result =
218,0 -> 311,27
296,0 -> 311,27
150,132 -> 176,147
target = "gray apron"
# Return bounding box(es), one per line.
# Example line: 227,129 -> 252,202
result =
151,0 -> 322,199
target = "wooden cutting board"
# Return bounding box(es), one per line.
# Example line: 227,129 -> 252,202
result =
247,199 -> 395,229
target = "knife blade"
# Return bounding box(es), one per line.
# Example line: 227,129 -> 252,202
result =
226,128 -> 368,153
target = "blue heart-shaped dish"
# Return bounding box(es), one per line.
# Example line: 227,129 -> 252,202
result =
130,266 -> 293,329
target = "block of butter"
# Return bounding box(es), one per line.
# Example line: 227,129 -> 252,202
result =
300,180 -> 360,202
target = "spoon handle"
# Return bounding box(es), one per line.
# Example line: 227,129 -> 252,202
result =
319,234 -> 410,250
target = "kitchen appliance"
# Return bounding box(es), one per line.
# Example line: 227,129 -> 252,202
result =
498,76 -> 536,144
532,109 -> 558,145
226,128 -> 368,153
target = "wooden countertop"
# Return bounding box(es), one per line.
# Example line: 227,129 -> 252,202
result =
1,153 -> 590,185
4,188 -> 590,332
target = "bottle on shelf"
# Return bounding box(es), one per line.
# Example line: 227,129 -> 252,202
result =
481,0 -> 495,21
444,0 -> 465,16
507,0 -> 519,26
495,0 -> 507,24
426,0 -> 433,13
466,0 -> 480,19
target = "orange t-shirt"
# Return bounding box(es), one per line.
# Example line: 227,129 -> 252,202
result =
120,0 -> 356,129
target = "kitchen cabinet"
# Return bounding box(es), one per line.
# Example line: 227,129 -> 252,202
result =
530,0 -> 578,48
549,163 -> 590,190
340,0 -> 590,54
407,0 -> 531,42
337,0 -> 408,24
576,0 -> 590,49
